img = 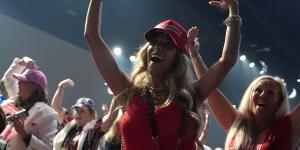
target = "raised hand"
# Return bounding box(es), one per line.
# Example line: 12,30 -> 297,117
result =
19,56 -> 39,69
187,26 -> 200,57
208,0 -> 238,10
58,79 -> 75,89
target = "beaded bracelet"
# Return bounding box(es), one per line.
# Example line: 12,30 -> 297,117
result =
223,15 -> 242,26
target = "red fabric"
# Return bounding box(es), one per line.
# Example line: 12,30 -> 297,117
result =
228,114 -> 291,150
62,111 -> 75,125
120,96 -> 196,150
2,103 -> 21,115
0,103 -> 20,143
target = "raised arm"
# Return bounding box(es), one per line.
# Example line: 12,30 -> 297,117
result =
192,0 -> 240,103
51,79 -> 74,123
188,27 -> 238,131
84,0 -> 130,95
2,56 -> 38,99
100,96 -> 121,132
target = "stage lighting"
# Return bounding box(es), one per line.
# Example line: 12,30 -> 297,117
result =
259,60 -> 268,74
249,62 -> 255,68
129,55 -> 136,62
259,70 -> 265,75
240,55 -> 246,61
288,88 -> 297,99
104,82 -> 113,95
113,47 -> 122,56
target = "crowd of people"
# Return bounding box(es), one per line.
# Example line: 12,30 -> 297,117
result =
0,0 -> 299,150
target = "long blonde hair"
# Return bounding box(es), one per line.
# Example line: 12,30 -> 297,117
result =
116,42 -> 204,140
131,43 -> 194,108
225,75 -> 289,149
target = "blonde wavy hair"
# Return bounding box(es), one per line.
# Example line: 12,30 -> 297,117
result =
225,75 -> 289,149
114,42 -> 205,142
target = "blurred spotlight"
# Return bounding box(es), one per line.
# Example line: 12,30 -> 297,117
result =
129,55 -> 136,62
259,60 -> 268,75
113,47 -> 122,56
297,79 -> 300,82
289,88 -> 297,99
107,87 -> 113,95
281,78 -> 287,86
249,62 -> 255,68
240,55 -> 246,61
104,83 -> 113,95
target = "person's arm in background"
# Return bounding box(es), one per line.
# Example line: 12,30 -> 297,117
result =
198,102 -> 210,143
100,96 -> 122,132
51,79 -> 75,124
188,27 -> 238,132
1,56 -> 38,99
192,0 -> 241,105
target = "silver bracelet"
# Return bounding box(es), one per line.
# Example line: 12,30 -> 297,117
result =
223,15 -> 242,26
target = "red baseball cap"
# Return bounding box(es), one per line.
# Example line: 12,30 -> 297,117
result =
13,69 -> 48,89
145,19 -> 188,54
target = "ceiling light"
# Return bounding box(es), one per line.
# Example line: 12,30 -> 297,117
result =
113,47 -> 122,56
240,55 -> 246,61
249,62 -> 255,68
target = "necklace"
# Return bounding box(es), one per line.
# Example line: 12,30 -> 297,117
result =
147,85 -> 169,101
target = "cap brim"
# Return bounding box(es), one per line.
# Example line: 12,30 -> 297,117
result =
72,103 -> 84,109
12,73 -> 27,82
145,28 -> 164,41
144,28 -> 179,50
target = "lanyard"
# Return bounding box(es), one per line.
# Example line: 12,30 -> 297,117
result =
145,93 -> 187,150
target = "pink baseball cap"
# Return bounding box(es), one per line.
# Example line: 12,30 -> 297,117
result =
13,69 -> 48,89
145,19 -> 188,54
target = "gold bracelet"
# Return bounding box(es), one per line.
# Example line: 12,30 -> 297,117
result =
223,15 -> 242,26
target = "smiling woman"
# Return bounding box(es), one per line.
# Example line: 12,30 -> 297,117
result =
2,69 -> 58,150
84,0 -> 240,149
189,45 -> 298,149
225,76 -> 290,149
51,78 -> 120,150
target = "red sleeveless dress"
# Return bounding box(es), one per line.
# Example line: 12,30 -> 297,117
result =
120,95 -> 197,150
